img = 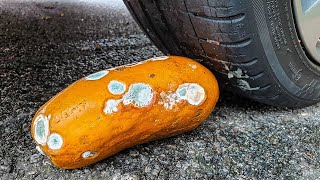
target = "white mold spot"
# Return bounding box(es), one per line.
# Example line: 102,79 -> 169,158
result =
160,83 -> 206,109
176,84 -> 189,100
124,61 -> 143,68
159,91 -> 181,110
36,146 -> 45,155
108,80 -> 126,95
189,64 -> 197,69
34,114 -> 50,146
82,151 -> 97,159
123,83 -> 154,107
47,133 -> 63,150
185,83 -> 206,105
237,80 -> 260,91
149,56 -> 169,61
104,99 -> 122,114
112,61 -> 145,69
85,70 -> 109,80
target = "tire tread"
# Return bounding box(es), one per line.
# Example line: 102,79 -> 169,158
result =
124,0 -> 319,107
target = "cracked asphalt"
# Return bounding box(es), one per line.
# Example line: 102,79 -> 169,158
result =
1,0 -> 320,179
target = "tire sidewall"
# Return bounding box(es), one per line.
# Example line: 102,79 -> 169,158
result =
260,0 -> 320,100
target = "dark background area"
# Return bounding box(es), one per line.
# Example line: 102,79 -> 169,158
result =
1,0 -> 320,179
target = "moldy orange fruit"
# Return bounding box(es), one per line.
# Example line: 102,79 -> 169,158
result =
31,56 -> 219,169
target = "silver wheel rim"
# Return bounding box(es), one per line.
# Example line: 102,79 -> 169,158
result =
293,0 -> 320,63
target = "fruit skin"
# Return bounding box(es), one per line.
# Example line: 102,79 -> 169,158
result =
30,56 -> 219,169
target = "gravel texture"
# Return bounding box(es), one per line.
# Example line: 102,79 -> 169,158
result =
1,0 -> 320,179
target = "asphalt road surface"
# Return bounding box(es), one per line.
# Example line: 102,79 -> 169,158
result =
1,0 -> 320,179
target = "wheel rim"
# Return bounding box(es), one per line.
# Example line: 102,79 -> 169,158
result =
293,0 -> 320,64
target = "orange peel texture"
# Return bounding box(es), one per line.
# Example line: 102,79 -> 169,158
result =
31,56 -> 219,169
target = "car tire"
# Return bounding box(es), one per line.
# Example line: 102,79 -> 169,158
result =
123,0 -> 320,108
